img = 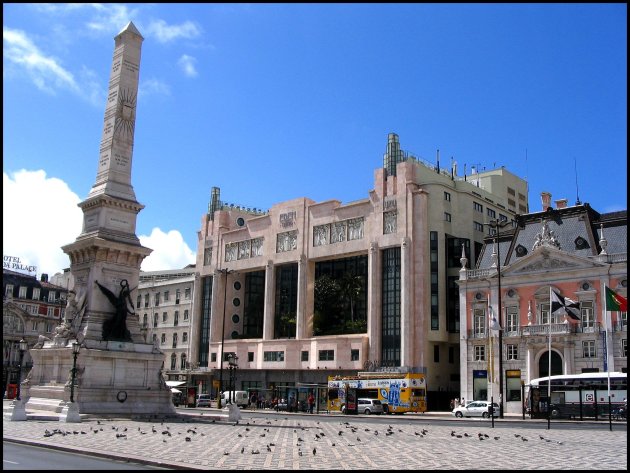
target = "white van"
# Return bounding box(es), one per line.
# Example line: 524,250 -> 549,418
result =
222,391 -> 249,408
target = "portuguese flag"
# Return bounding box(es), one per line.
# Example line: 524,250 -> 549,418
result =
605,286 -> 627,312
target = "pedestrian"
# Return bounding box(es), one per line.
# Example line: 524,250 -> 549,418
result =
450,398 -> 455,410
461,397 -> 466,407
307,392 -> 315,414
250,393 -> 257,410
289,395 -> 296,413
455,397 -> 459,408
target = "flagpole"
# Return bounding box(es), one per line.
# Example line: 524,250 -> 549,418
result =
605,286 -> 612,431
548,287 -> 552,429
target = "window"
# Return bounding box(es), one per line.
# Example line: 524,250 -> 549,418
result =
164,291 -> 169,301
444,191 -> 451,202
623,339 -> 627,358
211,353 -> 217,362
154,292 -> 160,306
142,314 -> 147,328
153,313 -> 158,328
136,295 -> 141,309
184,309 -> 189,320
351,349 -> 359,361
19,286 -> 27,298
474,221 -> 484,232
174,311 -> 179,326
180,354 -> 187,370
499,214 -> 508,222
170,354 -> 177,370
301,351 -> 309,362
539,303 -> 551,325
182,332 -> 188,343
581,301 -> 595,330
172,333 -> 178,348
474,345 -> 486,361
263,351 -> 285,362
176,290 -> 181,304
318,350 -> 335,361
248,352 -> 254,362
506,344 -> 518,360
162,312 -> 168,323
47,307 -> 54,317
144,294 -> 149,308
582,340 -> 596,358
160,333 -> 166,344
5,284 -> 13,297
433,345 -> 440,363
32,288 -> 40,300
152,334 -> 157,344
31,321 -> 38,331
506,306 -> 518,333
473,202 -> 483,213
48,291 -> 56,302
444,212 -> 451,222
487,208 -> 496,218
185,288 -> 191,299
474,308 -> 486,337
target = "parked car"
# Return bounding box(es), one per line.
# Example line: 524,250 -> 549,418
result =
196,394 -> 212,408
342,398 -> 384,415
452,400 -> 499,418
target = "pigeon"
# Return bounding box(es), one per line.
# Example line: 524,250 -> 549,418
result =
223,451 -> 230,456
298,450 -> 303,456
494,436 -> 500,440
251,449 -> 260,454
241,447 -> 245,454
185,437 -> 191,442
267,445 -> 272,452
313,447 -> 316,455
451,431 -> 456,437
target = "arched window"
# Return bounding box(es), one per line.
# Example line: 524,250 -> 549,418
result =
181,354 -> 187,370
170,353 -> 177,370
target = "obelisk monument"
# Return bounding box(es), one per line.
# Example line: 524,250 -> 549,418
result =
24,22 -> 175,417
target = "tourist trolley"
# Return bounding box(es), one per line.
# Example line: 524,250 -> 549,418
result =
327,372 -> 427,414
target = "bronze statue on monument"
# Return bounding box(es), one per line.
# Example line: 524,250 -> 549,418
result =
95,279 -> 135,342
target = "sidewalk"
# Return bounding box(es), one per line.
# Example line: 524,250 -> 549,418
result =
4,400 -> 627,470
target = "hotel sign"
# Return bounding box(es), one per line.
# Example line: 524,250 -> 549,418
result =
3,255 -> 37,275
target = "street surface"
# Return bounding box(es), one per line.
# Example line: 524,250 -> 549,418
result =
3,407 -> 627,470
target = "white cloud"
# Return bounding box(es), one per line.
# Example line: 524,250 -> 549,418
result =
178,54 -> 198,77
3,170 -> 195,279
2,170 -> 80,279
3,26 -> 80,95
3,26 -> 103,106
139,228 -> 196,272
139,77 -> 171,98
146,19 -> 201,43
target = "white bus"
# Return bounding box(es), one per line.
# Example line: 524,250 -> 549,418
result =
527,372 -> 627,419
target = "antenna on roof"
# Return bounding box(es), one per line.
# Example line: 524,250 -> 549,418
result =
574,157 -> 581,205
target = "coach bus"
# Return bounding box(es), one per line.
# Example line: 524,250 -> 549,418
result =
526,371 -> 627,419
327,372 -> 427,414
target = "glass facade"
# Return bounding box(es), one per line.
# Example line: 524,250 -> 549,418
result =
381,247 -> 401,366
243,270 -> 265,338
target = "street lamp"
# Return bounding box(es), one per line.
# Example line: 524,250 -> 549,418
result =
217,268 -> 231,409
484,218 -> 510,419
227,354 -> 239,404
70,342 -> 80,403
15,339 -> 28,401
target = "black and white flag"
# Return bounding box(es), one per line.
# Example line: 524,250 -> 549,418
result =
550,289 -> 581,321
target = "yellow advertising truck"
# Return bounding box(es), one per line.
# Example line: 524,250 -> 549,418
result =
327,372 -> 427,414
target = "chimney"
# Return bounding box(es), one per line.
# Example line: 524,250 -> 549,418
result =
541,192 -> 552,211
555,198 -> 568,209
40,273 -> 48,282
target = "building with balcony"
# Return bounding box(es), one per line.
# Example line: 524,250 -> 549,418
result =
457,193 -> 627,414
135,266 -> 197,402
189,133 -> 528,409
2,270 -> 68,398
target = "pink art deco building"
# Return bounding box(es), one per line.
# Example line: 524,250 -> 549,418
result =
188,133 -> 528,410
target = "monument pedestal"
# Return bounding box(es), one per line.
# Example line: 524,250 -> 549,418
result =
27,340 -> 175,417
3,399 -> 28,422
59,401 -> 81,423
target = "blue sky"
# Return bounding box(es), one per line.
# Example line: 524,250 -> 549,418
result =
3,3 -> 627,279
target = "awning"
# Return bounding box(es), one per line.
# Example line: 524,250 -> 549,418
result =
166,381 -> 186,387
171,388 -> 182,394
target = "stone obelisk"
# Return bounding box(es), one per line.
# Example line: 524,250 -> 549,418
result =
24,22 -> 175,417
